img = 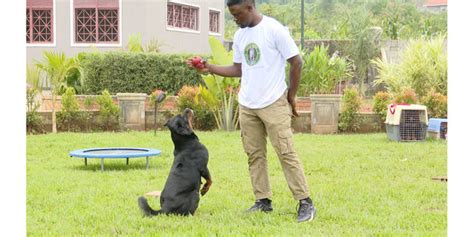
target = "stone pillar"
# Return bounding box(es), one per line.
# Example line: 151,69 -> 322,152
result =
117,93 -> 147,131
310,94 -> 342,134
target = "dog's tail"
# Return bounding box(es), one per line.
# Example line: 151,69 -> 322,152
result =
138,196 -> 163,217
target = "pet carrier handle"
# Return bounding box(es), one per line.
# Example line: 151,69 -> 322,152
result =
389,103 -> 410,115
389,104 -> 396,115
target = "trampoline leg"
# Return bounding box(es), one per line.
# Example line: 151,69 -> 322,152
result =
84,158 -> 87,166
126,158 -> 129,165
101,158 -> 104,171
146,156 -> 149,169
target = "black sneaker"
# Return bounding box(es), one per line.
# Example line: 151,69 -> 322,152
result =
297,198 -> 316,222
246,199 -> 273,213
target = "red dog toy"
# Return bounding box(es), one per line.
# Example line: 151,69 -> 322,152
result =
191,56 -> 205,69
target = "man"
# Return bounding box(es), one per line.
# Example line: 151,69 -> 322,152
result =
187,0 -> 316,223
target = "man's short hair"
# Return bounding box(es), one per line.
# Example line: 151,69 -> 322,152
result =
226,0 -> 255,7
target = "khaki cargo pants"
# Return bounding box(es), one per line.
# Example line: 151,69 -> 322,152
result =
239,91 -> 310,201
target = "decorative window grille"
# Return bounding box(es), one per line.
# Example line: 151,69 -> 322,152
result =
209,10 -> 219,33
98,9 -> 118,42
76,8 -> 96,42
167,3 -> 199,31
74,0 -> 119,44
27,9 -> 31,42
27,0 -> 53,43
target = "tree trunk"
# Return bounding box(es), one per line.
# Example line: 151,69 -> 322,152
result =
52,94 -> 57,133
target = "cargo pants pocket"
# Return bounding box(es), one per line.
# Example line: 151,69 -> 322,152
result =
278,128 -> 294,155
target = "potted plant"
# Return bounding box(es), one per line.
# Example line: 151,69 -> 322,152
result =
301,45 -> 352,134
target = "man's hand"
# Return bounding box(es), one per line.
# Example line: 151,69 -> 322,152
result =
287,93 -> 299,118
185,57 -> 209,74
286,55 -> 302,118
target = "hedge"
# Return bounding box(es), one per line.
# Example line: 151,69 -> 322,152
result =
80,51 -> 204,95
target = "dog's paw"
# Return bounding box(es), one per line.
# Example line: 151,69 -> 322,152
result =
200,183 -> 211,196
200,187 -> 208,196
200,179 -> 212,196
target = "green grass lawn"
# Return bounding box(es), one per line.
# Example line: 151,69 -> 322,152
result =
27,131 -> 447,236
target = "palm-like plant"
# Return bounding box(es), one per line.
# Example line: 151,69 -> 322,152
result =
373,35 -> 447,98
300,45 -> 352,95
198,36 -> 240,131
27,65 -> 45,133
26,65 -> 43,112
35,51 -> 79,133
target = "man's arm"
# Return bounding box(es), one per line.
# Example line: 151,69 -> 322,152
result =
287,54 -> 303,117
186,58 -> 242,78
207,62 -> 242,78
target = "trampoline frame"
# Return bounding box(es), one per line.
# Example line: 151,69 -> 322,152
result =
69,147 -> 161,171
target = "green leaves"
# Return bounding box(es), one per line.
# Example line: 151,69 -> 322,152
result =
300,45 -> 352,95
208,36 -> 233,66
35,51 -> 81,133
197,36 -> 240,131
338,86 -> 362,132
35,51 -> 79,95
80,52 -> 203,95
373,35 -> 447,98
96,89 -> 120,131
126,33 -> 144,53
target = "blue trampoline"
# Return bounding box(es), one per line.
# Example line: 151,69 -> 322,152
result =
69,147 -> 161,171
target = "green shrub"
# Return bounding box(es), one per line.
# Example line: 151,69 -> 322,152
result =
80,51 -> 204,95
26,66 -> 44,134
338,86 -> 362,132
300,44 -> 352,96
26,87 -> 44,134
373,36 -> 447,98
373,91 -> 392,121
177,86 -> 216,131
422,90 -> 447,118
96,90 -> 120,131
57,87 -> 84,132
27,111 -> 44,134
82,96 -> 96,132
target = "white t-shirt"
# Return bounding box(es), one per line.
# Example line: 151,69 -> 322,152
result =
233,15 -> 300,109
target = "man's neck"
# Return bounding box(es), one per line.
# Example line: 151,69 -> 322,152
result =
248,13 -> 263,28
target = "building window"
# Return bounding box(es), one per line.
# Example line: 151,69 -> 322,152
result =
209,10 -> 219,33
167,2 -> 199,31
27,0 -> 54,44
74,0 -> 119,44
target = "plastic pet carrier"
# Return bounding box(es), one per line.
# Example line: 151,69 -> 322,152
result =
385,104 -> 428,142
427,118 -> 448,139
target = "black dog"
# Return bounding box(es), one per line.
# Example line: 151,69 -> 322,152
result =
138,108 -> 212,216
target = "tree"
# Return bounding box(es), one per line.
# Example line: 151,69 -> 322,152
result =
36,51 -> 79,133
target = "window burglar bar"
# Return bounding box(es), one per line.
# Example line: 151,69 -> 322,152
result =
27,9 -> 31,42
167,3 -> 198,31
209,11 -> 219,33
27,8 -> 53,43
75,8 -> 118,43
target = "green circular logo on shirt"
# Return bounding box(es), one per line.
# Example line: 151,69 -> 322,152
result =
244,43 -> 261,66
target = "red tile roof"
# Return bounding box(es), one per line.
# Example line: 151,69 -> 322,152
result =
424,0 -> 448,7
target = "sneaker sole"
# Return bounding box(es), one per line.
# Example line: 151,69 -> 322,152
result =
298,208 -> 316,223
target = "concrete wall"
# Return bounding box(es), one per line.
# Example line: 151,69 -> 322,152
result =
27,0 -> 225,64
33,94 -> 383,134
